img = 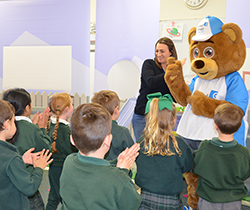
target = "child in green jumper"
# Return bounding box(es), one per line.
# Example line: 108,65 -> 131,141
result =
46,92 -> 77,210
3,88 -> 52,210
193,103 -> 250,210
91,90 -> 134,160
60,103 -> 142,210
135,92 -> 192,210
0,99 -> 53,210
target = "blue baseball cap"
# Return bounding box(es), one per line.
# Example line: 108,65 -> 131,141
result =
192,15 -> 224,41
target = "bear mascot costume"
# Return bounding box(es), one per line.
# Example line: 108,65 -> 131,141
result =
164,15 -> 249,209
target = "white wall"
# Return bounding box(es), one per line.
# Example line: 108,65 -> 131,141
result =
160,0 -> 226,21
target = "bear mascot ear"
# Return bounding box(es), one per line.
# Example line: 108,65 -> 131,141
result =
222,23 -> 243,44
188,27 -> 197,45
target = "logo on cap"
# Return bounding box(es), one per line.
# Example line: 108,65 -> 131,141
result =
192,15 -> 224,42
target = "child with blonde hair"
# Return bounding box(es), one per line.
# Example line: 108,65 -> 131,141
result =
135,92 -> 192,210
3,88 -> 52,209
46,92 -> 77,210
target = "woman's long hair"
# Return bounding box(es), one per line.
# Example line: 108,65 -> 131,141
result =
143,98 -> 182,156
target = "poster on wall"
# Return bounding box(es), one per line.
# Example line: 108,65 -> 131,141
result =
161,22 -> 184,40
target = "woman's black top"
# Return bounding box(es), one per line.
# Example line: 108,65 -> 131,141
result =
134,59 -> 174,115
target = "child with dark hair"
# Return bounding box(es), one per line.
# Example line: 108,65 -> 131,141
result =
0,99 -> 53,210
46,92 -> 77,210
91,90 -> 134,160
135,92 -> 192,209
3,88 -> 52,209
193,103 -> 250,210
60,103 -> 142,210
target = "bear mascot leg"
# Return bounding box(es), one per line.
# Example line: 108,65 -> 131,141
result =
185,171 -> 199,210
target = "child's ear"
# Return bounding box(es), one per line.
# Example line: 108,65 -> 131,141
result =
24,104 -> 31,115
65,106 -> 69,112
104,134 -> 112,148
214,123 -> 219,130
70,135 -> 76,146
3,119 -> 10,131
113,106 -> 119,117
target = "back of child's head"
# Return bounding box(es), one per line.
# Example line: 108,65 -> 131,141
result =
48,92 -> 72,140
91,90 -> 119,115
143,93 -> 181,156
70,103 -> 112,154
0,99 -> 15,132
2,88 -> 31,116
214,103 -> 244,134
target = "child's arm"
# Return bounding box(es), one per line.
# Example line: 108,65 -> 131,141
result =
181,144 -> 193,173
120,128 -> 134,150
6,150 -> 52,197
116,143 -> 140,170
32,108 -> 53,150
117,177 -> 142,210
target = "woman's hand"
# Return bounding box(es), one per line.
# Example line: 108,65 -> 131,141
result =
181,57 -> 187,66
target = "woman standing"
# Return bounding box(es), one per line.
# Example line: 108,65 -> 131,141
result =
132,37 -> 185,141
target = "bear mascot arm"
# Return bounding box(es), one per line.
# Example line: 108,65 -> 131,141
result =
164,23 -> 246,119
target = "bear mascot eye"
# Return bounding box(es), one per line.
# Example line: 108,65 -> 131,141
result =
193,48 -> 199,58
203,47 -> 214,58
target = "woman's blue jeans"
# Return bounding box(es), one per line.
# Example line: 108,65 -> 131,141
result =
132,113 -> 146,142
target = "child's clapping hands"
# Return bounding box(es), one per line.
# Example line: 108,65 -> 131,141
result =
117,143 -> 140,170
22,148 -> 53,170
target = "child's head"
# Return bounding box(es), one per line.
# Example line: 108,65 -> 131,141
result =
0,100 -> 16,140
214,103 -> 244,135
48,92 -> 73,118
143,93 -> 181,156
91,90 -> 119,116
48,92 -> 73,140
70,103 -> 112,155
2,88 -> 31,116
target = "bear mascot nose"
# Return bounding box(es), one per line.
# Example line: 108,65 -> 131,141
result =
194,60 -> 205,69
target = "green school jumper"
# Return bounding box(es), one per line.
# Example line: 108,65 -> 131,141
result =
60,153 -> 142,210
193,138 -> 250,203
135,135 -> 192,195
15,117 -> 52,157
0,140 -> 43,210
15,116 -> 52,208
46,117 -> 77,210
105,120 -> 134,160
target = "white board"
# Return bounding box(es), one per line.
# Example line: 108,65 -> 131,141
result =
3,46 -> 72,90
